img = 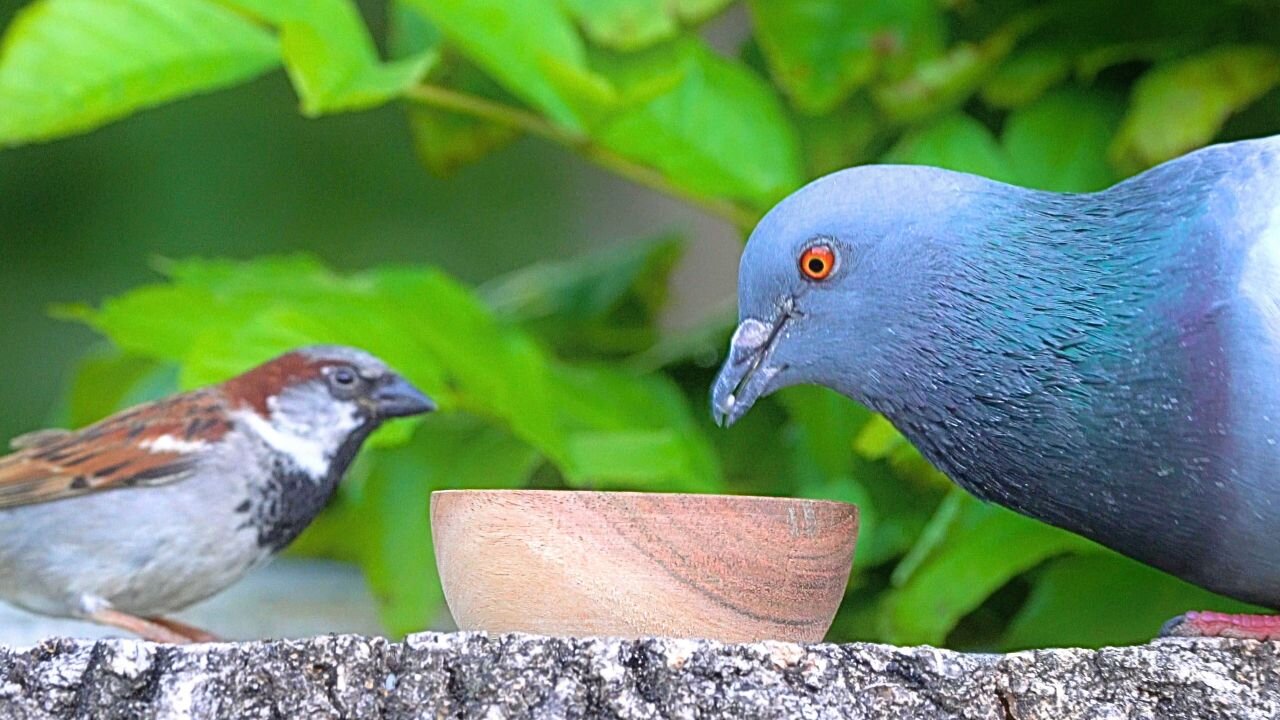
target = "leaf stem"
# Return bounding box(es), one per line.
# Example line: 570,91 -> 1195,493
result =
402,84 -> 758,231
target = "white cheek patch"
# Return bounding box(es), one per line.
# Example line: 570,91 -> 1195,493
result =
232,399 -> 362,480
138,435 -> 209,454
233,410 -> 331,479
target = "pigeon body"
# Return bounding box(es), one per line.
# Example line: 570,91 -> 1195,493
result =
713,136 -> 1280,608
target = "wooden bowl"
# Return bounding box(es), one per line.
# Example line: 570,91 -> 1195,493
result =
430,490 -> 858,643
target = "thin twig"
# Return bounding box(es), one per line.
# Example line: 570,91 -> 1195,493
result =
403,84 -> 759,231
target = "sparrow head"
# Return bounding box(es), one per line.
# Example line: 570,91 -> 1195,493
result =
221,346 -> 435,478
0,346 -> 435,509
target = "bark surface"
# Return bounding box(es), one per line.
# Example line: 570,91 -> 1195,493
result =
0,633 -> 1276,719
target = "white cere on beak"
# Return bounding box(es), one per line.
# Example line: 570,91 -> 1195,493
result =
730,318 -> 773,357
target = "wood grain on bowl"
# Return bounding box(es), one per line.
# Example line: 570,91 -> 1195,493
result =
430,490 -> 858,643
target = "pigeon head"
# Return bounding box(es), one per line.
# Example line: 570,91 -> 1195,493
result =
709,137 -> 1280,614
712,165 -> 998,426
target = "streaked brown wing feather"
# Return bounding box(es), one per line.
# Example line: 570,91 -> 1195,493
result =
0,389 -> 233,509
8,428 -> 71,451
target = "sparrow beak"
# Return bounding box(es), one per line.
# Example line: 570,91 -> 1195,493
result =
371,376 -> 437,418
711,309 -> 791,428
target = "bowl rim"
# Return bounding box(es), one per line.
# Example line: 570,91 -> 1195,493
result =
430,488 -> 858,513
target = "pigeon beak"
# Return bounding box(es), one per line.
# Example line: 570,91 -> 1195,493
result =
711,311 -> 791,427
370,376 -> 437,419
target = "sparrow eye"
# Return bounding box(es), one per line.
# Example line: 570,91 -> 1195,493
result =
332,368 -> 357,386
799,244 -> 836,281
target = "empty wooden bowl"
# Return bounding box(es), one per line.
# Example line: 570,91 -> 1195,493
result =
430,490 -> 858,643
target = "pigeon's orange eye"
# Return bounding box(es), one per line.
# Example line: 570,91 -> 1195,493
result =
799,245 -> 835,281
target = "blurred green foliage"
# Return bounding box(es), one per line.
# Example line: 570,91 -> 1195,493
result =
2,0 -> 1278,648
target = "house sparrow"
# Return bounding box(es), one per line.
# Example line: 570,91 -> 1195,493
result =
0,345 -> 434,643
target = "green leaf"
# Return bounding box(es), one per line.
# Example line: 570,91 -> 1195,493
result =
795,95 -> 881,176
0,0 -> 279,145
889,487 -> 964,587
776,386 -> 872,480
406,102 -> 518,175
68,255 -> 721,501
369,268 -> 572,461
481,235 -> 682,357
625,304 -> 734,373
359,416 -> 540,636
560,0 -> 733,52
403,0 -> 591,129
886,441 -> 950,493
980,46 -> 1071,109
772,385 -> 942,571
587,39 -> 804,210
706,395 -> 797,498
873,10 -> 1044,123
855,459 -> 940,569
219,0 -> 434,115
1014,0 -> 1229,84
391,1 -> 519,175
70,256 -> 371,365
566,430 -> 696,488
749,0 -> 945,115
1074,38 -> 1198,83
551,364 -> 723,491
776,386 -> 882,568
1003,88 -> 1123,192
1003,551 -> 1265,650
673,0 -> 735,22
882,113 -> 1018,183
878,493 -> 1090,645
852,414 -> 905,461
389,0 -> 445,58
562,0 -> 673,52
60,350 -> 176,429
1110,45 -> 1280,174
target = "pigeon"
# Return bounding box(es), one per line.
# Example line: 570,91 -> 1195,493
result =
711,135 -> 1280,639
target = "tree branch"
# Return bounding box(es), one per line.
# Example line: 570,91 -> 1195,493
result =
403,84 -> 758,232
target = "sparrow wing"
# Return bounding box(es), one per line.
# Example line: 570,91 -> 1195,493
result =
0,389 -> 233,508
8,429 -> 71,451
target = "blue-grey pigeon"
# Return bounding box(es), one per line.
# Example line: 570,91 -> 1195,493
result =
712,136 -> 1280,639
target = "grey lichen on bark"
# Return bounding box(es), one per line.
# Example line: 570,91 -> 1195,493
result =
0,632 -> 1277,719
